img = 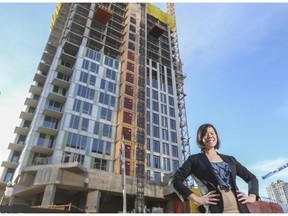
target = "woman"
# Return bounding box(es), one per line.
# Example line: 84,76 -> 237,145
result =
171,123 -> 259,213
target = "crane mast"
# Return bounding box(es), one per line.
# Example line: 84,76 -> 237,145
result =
166,3 -> 192,184
262,162 -> 288,180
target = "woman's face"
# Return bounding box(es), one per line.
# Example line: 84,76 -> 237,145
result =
202,126 -> 218,150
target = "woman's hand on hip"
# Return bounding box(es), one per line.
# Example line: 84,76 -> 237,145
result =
188,191 -> 219,206
236,190 -> 256,204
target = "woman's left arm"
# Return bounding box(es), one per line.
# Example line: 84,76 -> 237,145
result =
236,190 -> 256,204
232,156 -> 260,202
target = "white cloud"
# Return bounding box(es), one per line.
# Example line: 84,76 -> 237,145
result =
250,157 -> 288,180
237,157 -> 288,198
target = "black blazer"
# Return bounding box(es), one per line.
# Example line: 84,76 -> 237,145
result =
171,152 -> 259,213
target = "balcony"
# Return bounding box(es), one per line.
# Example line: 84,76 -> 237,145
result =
45,41 -> 57,54
48,92 -> 66,104
30,156 -> 53,166
63,40 -> 79,57
14,126 -> 29,136
48,33 -> 60,47
52,77 -> 70,89
37,126 -> 58,136
8,142 -> 25,152
41,51 -> 54,65
20,111 -> 34,121
37,61 -> 50,75
33,73 -> 46,84
29,85 -> 43,96
24,97 -> 39,108
87,39 -> 103,53
43,108 -> 63,119
1,161 -> 18,169
60,51 -> 76,67
56,64 -> 73,76
66,31 -> 82,47
31,146 -> 54,155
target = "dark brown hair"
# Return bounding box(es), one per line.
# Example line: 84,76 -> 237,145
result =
196,123 -> 221,150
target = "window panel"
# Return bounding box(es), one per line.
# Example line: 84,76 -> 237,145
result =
90,74 -> 96,86
126,73 -> 134,83
153,140 -> 160,153
164,158 -> 171,171
162,129 -> 169,141
81,118 -> 89,131
127,62 -> 135,72
129,25 -> 136,32
172,160 -> 179,172
94,121 -> 100,135
125,84 -> 134,96
70,115 -> 80,129
163,143 -> 169,155
154,156 -> 160,169
147,138 -> 151,150
123,127 -> 132,140
106,142 -> 111,155
170,119 -> 176,130
152,113 -> 159,125
124,98 -> 133,110
92,139 -> 104,154
171,131 -> 177,143
169,96 -> 174,106
154,171 -> 161,182
83,101 -> 93,115
172,145 -> 178,157
152,90 -> 158,100
153,125 -> 159,138
127,50 -> 135,60
103,124 -> 112,138
37,133 -> 45,147
108,82 -> 116,93
147,154 -> 151,167
73,99 -> 81,112
128,42 -> 135,51
152,101 -> 159,112
106,69 -> 116,81
80,71 -> 88,83
169,107 -> 175,117
123,111 -> 132,124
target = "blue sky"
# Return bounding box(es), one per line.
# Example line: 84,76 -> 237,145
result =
0,3 -> 288,199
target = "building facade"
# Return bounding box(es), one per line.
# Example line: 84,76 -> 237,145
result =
0,3 -> 184,213
267,180 -> 288,205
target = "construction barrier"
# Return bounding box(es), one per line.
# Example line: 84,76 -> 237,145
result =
145,3 -> 176,29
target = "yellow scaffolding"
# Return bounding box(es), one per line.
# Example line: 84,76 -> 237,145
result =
146,3 -> 176,29
50,3 -> 62,31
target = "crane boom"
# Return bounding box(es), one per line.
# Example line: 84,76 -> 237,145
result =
262,162 -> 288,180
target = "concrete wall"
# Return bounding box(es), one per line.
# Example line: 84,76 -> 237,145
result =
9,163 -> 164,203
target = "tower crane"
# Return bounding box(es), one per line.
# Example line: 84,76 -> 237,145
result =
262,162 -> 288,180
166,3 -> 192,187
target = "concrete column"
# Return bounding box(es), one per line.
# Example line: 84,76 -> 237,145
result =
86,190 -> 101,213
41,184 -> 56,206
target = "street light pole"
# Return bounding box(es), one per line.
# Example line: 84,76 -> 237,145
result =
120,139 -> 127,213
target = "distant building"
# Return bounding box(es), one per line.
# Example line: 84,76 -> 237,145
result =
267,180 -> 288,204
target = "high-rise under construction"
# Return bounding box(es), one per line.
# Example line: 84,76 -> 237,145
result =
0,3 -> 190,213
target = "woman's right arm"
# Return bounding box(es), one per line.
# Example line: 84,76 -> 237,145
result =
170,156 -> 195,200
171,156 -> 219,205
188,191 -> 219,206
